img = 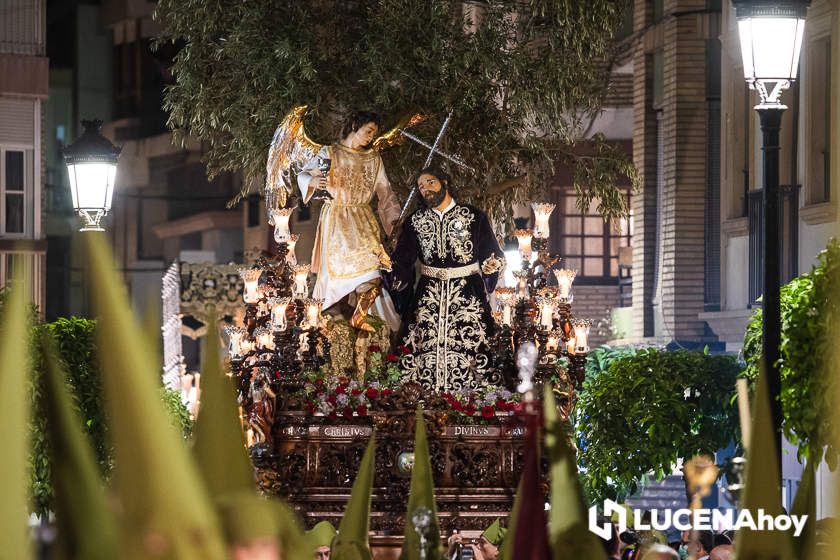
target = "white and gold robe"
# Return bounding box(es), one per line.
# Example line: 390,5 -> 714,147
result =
298,144 -> 401,330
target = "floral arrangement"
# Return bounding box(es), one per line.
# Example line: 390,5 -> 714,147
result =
300,374 -> 393,419
441,386 -> 520,421
298,345 -> 522,423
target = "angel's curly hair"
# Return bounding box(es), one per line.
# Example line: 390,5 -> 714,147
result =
340,110 -> 382,140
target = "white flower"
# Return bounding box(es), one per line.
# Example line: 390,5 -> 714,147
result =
336,393 -> 350,406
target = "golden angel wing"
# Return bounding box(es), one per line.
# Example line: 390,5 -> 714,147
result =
265,105 -> 323,209
372,112 -> 426,151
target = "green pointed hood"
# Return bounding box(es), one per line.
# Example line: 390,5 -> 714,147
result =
40,332 -> 120,559
481,519 -> 507,547
544,385 -> 605,560
735,364 -> 795,560
333,434 -> 377,560
85,233 -> 227,559
401,410 -> 442,560
0,276 -> 32,559
307,521 -> 338,549
191,315 -> 262,503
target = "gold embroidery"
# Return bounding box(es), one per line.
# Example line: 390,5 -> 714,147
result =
319,145 -> 385,279
409,206 -> 476,264
401,278 -> 491,392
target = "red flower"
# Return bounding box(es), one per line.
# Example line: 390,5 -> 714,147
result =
382,388 -> 392,396
351,388 -> 362,396
464,405 -> 476,416
482,406 -> 495,419
356,404 -> 368,416
368,345 -> 382,353
342,406 -> 354,419
335,385 -> 347,394
385,353 -> 398,363
366,388 -> 379,398
314,379 -> 324,387
275,371 -> 281,379
327,395 -> 337,405
328,411 -> 337,420
305,402 -> 316,414
398,344 -> 411,354
452,400 -> 463,412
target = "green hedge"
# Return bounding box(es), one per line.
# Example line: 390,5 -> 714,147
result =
742,238 -> 840,468
575,347 -> 740,504
29,317 -> 191,518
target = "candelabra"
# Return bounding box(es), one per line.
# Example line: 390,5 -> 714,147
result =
226,205 -> 330,455
488,202 -> 589,418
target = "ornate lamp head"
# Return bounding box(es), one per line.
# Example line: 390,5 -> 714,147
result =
271,207 -> 294,243
531,202 -> 556,239
514,229 -> 533,261
238,268 -> 263,303
292,264 -> 311,297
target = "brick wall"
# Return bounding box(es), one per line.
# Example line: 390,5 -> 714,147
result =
630,0 -> 714,342
572,284 -> 621,347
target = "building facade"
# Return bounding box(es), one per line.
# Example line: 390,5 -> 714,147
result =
0,0 -> 48,312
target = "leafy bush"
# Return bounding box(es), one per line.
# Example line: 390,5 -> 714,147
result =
29,317 -> 192,518
575,348 -> 740,504
742,238 -> 840,467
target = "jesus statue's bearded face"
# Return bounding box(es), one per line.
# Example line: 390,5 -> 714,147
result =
418,173 -> 448,208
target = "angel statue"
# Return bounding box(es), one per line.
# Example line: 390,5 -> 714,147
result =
266,108 -> 418,334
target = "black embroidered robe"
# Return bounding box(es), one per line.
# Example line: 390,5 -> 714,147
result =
389,203 -> 505,391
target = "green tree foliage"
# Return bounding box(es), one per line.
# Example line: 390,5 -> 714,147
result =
742,239 -> 840,468
28,318 -> 191,518
153,1 -> 637,223
575,348 -> 740,504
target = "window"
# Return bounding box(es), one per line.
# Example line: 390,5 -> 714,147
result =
550,189 -> 631,281
807,37 -> 831,203
1,148 -> 28,236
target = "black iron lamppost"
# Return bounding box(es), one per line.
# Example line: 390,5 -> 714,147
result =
733,0 -> 809,469
62,119 -> 121,232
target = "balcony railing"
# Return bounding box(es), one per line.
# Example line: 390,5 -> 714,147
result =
748,185 -> 800,305
0,0 -> 44,56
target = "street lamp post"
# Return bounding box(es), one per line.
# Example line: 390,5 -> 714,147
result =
733,0 -> 809,470
62,119 -> 121,232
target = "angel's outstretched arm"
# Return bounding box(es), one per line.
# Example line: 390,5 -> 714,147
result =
297,145 -> 330,204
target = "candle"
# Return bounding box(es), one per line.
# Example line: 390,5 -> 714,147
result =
495,287 -> 516,326
268,296 -> 291,331
271,208 -> 294,243
566,336 -> 577,355
554,268 -> 577,302
514,229 -> 533,261
535,296 -> 557,330
224,326 -> 247,359
531,202 -> 556,239
287,233 -> 299,265
572,319 -> 591,353
305,298 -> 324,329
246,428 -> 255,447
254,327 -> 274,350
292,264 -> 311,297
513,270 -> 529,298
546,330 -> 561,352
239,268 -> 263,304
